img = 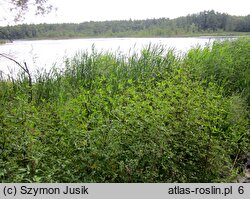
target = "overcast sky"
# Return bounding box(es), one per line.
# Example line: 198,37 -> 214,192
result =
1,0 -> 250,25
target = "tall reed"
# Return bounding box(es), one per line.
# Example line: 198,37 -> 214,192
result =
0,39 -> 249,182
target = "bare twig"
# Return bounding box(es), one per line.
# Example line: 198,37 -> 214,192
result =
0,53 -> 33,102
0,53 -> 28,73
231,151 -> 240,171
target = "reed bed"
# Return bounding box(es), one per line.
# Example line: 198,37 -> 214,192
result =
0,38 -> 249,182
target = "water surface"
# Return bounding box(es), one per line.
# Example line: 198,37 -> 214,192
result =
0,37 -> 226,76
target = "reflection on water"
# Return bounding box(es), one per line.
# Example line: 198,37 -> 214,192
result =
0,37 -> 227,76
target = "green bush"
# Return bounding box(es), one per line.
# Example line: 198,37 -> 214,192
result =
0,39 -> 249,182
185,38 -> 250,106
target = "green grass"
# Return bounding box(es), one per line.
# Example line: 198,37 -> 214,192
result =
0,38 -> 249,182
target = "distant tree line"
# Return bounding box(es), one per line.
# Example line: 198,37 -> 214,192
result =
0,10 -> 250,40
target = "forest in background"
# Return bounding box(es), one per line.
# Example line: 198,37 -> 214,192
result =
0,10 -> 250,40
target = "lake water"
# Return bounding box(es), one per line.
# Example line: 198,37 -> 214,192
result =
0,37 -> 227,76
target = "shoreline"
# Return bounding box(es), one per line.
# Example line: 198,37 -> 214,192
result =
3,32 -> 249,43
0,40 -> 8,45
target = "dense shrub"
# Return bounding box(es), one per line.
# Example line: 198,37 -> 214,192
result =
185,38 -> 250,106
0,39 -> 249,182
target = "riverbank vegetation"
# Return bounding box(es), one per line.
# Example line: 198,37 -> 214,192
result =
0,38 -> 249,182
1,10 -> 250,40
0,40 -> 7,44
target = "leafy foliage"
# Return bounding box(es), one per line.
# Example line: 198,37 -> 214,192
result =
185,38 -> 250,106
0,39 -> 249,182
1,0 -> 53,22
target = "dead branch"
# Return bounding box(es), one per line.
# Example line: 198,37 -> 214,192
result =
0,53 -> 32,102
